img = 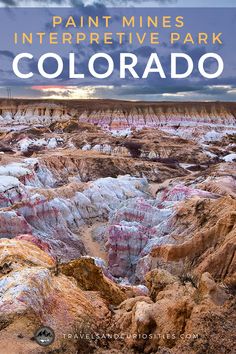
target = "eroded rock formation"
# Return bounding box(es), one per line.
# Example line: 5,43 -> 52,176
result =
0,99 -> 235,353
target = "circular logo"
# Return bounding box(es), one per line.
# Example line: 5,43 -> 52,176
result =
34,326 -> 55,347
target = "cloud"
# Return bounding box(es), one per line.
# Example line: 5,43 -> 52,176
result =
31,85 -> 114,99
83,0 -> 176,4
3,82 -> 236,101
0,1 -> 234,102
0,50 -> 15,59
0,0 -> 16,5
0,0 -> 69,5
0,0 -> 176,6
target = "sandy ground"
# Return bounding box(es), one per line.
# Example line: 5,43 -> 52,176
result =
79,222 -> 108,262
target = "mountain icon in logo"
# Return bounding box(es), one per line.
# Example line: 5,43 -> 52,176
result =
34,326 -> 55,346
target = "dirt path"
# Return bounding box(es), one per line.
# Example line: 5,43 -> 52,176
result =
79,222 -> 108,262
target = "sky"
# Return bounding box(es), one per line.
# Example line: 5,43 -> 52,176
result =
0,0 -> 236,101
0,1 -> 236,7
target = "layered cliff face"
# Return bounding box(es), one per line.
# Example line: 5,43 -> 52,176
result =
0,102 -> 74,126
0,100 -> 236,139
79,104 -> 236,143
0,99 -> 235,353
1,100 -> 236,167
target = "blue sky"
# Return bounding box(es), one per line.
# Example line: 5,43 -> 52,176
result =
0,1 -> 236,101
